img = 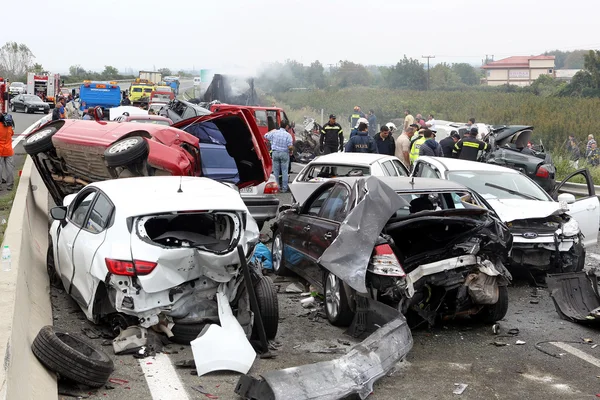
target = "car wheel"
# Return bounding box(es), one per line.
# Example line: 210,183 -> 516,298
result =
25,106 -> 29,114
104,136 -> 149,167
271,230 -> 291,276
23,125 -> 59,155
10,104 -> 15,112
471,285 -> 509,323
44,110 -> 49,114
324,272 -> 355,326
31,325 -> 114,388
171,323 -> 207,345
46,245 -> 62,289
252,275 -> 279,340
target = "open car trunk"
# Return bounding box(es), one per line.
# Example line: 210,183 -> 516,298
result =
172,108 -> 272,188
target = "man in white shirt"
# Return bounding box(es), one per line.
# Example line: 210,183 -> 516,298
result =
426,114 -> 436,131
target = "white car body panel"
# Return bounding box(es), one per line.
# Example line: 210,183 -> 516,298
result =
563,196 -> 599,248
485,198 -> 562,222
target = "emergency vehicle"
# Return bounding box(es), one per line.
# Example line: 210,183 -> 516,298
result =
27,72 -> 61,108
79,81 -> 121,109
129,78 -> 155,105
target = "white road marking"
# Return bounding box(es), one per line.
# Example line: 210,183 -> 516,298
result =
12,132 -> 26,148
550,342 -> 600,368
12,115 -> 48,148
138,353 -> 190,400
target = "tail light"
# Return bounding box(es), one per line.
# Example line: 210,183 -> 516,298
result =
264,181 -> 279,194
536,166 -> 549,178
105,258 -> 157,276
368,244 -> 405,277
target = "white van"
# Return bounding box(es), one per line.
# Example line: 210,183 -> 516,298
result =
193,77 -> 201,86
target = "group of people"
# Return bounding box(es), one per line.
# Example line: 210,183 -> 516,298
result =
318,109 -> 487,170
566,134 -> 600,167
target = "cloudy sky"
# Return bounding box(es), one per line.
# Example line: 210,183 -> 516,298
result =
4,0 -> 600,74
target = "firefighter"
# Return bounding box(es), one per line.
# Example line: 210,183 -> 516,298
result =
452,127 -> 489,161
319,114 -> 344,154
348,106 -> 365,130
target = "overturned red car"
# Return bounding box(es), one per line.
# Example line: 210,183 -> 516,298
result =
24,108 -> 272,206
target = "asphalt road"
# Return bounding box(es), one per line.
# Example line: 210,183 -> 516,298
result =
11,112 -> 600,400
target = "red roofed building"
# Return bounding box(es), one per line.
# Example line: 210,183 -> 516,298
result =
481,56 -> 555,86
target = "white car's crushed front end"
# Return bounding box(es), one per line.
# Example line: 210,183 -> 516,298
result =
103,210 -> 259,328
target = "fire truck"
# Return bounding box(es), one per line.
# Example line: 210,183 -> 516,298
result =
27,72 -> 62,108
0,77 -> 7,114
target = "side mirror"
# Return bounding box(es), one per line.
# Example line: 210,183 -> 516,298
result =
558,193 -> 576,205
50,206 -> 67,221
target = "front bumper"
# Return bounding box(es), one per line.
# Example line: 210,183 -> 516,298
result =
241,195 -> 280,224
509,234 -> 578,270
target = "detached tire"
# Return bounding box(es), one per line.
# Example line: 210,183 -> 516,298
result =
472,285 -> 509,323
32,325 -> 114,388
171,323 -> 207,345
23,126 -> 58,155
252,275 -> 279,340
104,136 -> 149,167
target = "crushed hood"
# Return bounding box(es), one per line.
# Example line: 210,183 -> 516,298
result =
172,108 -> 272,187
486,198 -> 563,223
318,177 -> 408,294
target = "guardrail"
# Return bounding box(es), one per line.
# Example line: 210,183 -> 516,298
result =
557,181 -> 600,199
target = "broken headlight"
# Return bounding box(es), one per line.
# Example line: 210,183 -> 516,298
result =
561,218 -> 580,237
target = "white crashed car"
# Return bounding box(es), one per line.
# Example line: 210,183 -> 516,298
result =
412,156 -> 599,276
291,153 -> 410,204
48,176 -> 278,347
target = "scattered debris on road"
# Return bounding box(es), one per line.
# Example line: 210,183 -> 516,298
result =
453,383 -> 468,395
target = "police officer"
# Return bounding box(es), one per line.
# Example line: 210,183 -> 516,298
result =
320,114 -> 344,154
452,127 -> 488,161
345,122 -> 378,153
409,128 -> 426,166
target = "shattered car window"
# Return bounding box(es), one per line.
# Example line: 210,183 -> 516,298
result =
391,191 -> 477,218
448,170 -> 550,201
302,164 -> 371,181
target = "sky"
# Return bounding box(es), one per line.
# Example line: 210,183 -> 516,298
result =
4,0 -> 600,75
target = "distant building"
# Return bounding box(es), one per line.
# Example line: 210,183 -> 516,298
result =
555,69 -> 581,83
481,56 -> 555,86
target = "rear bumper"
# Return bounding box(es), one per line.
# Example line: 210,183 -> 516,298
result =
242,195 -> 280,224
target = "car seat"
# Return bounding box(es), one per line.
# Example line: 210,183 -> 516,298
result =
409,196 -> 435,214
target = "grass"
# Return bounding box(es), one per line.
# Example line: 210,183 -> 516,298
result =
0,174 -> 21,245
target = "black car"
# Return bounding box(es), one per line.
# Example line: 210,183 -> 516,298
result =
484,125 -> 555,193
159,99 -> 211,123
10,94 -> 50,114
272,176 -> 512,327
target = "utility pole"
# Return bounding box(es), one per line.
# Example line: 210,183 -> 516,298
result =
422,55 -> 435,90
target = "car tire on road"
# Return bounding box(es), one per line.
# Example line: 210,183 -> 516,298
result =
104,136 -> 149,167
46,245 -> 62,289
324,272 -> 355,326
171,323 -> 207,345
10,104 -> 15,112
252,275 -> 279,340
271,230 -> 292,276
23,125 -> 59,155
471,285 -> 509,323
25,106 -> 30,114
31,325 -> 114,388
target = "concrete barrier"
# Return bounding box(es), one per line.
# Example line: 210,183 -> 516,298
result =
0,156 -> 56,400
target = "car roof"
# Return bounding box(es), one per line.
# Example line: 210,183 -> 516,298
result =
418,156 -> 520,174
309,153 -> 394,166
89,176 -> 247,216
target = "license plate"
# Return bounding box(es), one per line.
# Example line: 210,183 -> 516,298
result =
240,187 -> 255,193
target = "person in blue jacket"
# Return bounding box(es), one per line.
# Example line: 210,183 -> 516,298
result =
345,122 -> 378,153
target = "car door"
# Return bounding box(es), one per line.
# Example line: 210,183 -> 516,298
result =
392,159 -> 410,176
70,192 -> 114,309
381,160 -> 399,177
55,190 -> 97,300
284,184 -> 336,286
552,169 -> 599,247
305,184 -> 350,286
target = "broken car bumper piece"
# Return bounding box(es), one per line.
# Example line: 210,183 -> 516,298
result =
235,311 -> 413,400
547,271 -> 600,323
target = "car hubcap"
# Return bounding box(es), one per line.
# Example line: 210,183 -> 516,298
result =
272,234 -> 282,272
109,138 -> 139,154
27,129 -> 53,143
326,273 -> 340,319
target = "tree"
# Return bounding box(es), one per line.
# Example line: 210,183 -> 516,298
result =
28,63 -> 45,74
583,50 -> 600,89
158,67 -> 172,77
101,65 -> 119,79
451,63 -> 479,85
69,64 -> 86,77
528,74 -> 563,97
563,50 -> 587,69
429,63 -> 461,89
0,42 -> 35,80
333,60 -> 370,87
385,56 -> 426,90
306,60 -> 326,89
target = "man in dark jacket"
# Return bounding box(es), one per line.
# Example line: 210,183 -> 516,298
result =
419,129 -> 443,157
320,114 -> 344,154
452,127 -> 488,161
367,110 -> 377,136
439,131 -> 460,157
373,125 -> 395,155
345,122 -> 378,153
